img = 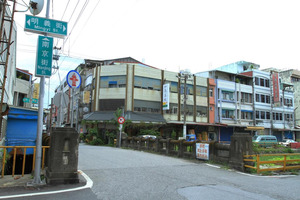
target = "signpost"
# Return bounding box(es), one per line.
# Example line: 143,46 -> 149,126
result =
66,70 -> 82,127
24,14 -> 68,38
118,117 -> 125,147
35,35 -> 53,77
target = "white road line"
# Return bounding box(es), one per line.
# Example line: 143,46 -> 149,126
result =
236,171 -> 297,178
0,170 -> 93,199
206,163 -> 221,169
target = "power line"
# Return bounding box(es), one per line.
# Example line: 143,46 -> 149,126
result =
70,0 -> 101,49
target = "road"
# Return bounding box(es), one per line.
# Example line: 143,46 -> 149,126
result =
5,144 -> 300,199
78,144 -> 300,200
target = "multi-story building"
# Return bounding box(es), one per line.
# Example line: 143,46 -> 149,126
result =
13,68 -> 33,108
196,61 -> 296,141
53,57 -> 218,140
0,2 -> 17,142
270,69 -> 300,140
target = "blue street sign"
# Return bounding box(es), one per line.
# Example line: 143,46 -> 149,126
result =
35,35 -> 53,77
24,14 -> 68,38
32,98 -> 38,104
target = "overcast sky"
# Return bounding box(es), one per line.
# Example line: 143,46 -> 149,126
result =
13,0 -> 300,107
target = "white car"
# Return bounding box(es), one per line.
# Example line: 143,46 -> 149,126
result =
279,139 -> 296,147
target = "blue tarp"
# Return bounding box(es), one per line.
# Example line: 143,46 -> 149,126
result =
6,107 -> 38,154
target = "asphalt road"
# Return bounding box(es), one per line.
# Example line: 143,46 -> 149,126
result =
3,144 -> 300,200
78,144 -> 300,200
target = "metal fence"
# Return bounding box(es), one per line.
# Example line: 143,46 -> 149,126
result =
0,146 -> 50,178
244,153 -> 300,173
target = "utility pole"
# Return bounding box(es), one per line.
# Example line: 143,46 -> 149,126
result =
178,70 -> 192,139
32,0 -> 51,185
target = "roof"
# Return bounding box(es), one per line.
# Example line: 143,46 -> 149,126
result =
84,57 -> 158,69
83,111 -> 166,123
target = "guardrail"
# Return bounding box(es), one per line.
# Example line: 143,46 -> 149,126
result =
122,137 -> 197,158
244,153 -> 300,173
0,146 -> 50,178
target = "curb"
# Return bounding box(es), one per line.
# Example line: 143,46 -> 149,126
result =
0,170 -> 93,199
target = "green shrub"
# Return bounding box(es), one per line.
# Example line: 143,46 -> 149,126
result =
88,138 -> 104,146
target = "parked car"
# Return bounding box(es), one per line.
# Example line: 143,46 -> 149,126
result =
279,139 -> 296,147
253,135 -> 278,147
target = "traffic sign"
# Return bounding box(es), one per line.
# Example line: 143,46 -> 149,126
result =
118,117 -> 125,124
32,98 -> 38,104
35,35 -> 53,77
23,98 -> 30,103
24,14 -> 68,38
66,70 -> 82,88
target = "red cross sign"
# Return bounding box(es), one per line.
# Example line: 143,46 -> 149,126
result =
66,70 -> 81,88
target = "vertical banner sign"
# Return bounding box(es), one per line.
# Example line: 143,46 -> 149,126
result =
196,143 -> 209,160
272,72 -> 280,107
163,84 -> 170,110
35,35 -> 53,77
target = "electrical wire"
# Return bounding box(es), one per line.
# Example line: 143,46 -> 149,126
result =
70,0 -> 101,49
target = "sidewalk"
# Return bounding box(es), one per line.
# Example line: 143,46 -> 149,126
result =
0,172 -> 87,198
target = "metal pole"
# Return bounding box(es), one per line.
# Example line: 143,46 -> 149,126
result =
119,124 -> 123,147
32,0 -> 51,185
71,88 -> 74,127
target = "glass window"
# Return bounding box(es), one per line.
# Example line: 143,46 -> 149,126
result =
196,86 -> 207,97
134,76 -> 161,91
222,91 -> 234,101
209,88 -> 213,97
222,109 -> 234,119
100,76 -> 126,88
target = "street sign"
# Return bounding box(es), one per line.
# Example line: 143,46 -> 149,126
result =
23,97 -> 30,103
35,35 -> 53,77
66,70 -> 82,88
32,98 -> 38,104
24,14 -> 68,38
118,117 -> 125,124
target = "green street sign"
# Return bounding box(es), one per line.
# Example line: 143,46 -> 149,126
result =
23,98 -> 30,103
24,14 -> 68,38
35,35 -> 53,77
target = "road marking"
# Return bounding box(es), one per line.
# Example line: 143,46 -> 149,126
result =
236,171 -> 297,178
0,170 -> 93,199
206,164 -> 221,169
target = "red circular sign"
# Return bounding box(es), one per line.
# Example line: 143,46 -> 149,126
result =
118,117 -> 125,124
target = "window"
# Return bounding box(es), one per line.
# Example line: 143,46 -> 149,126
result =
241,92 -> 252,103
255,93 -> 270,104
222,90 -> 234,101
165,103 -> 178,114
256,110 -> 270,120
284,98 -> 293,106
255,77 -> 270,88
209,88 -> 213,97
134,100 -> 160,113
100,76 -> 126,88
222,109 -> 234,119
273,112 -> 283,121
134,76 -> 161,91
241,111 -> 253,120
196,86 -> 207,97
285,113 -> 293,121
197,106 -> 207,117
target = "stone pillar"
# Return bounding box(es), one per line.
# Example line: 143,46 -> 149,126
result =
229,133 -> 253,172
46,127 -> 79,184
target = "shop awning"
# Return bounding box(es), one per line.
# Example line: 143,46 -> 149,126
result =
245,126 -> 265,131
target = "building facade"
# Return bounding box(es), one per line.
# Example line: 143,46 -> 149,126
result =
197,61 -> 296,141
